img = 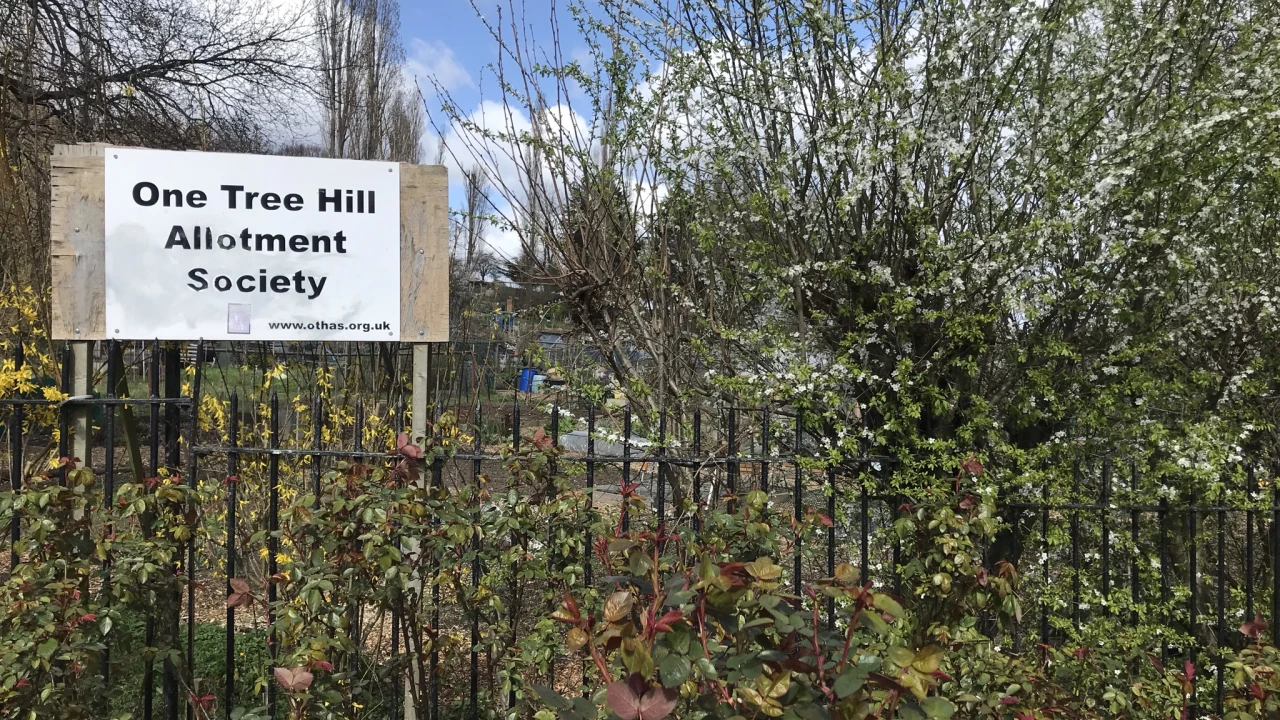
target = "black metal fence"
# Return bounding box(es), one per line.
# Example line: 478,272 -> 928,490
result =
2,340 -> 1278,718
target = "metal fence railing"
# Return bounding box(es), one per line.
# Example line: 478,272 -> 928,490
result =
2,340 -> 1277,719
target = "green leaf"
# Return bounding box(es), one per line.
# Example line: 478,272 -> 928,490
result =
532,684 -> 570,709
911,645 -> 944,674
570,696 -> 599,720
833,668 -> 867,698
919,697 -> 956,719
858,610 -> 889,635
872,593 -> 904,619
36,638 -> 58,660
897,703 -> 927,720
886,646 -> 915,668
659,654 -> 691,688
695,657 -> 718,679
794,704 -> 829,720
667,626 -> 692,655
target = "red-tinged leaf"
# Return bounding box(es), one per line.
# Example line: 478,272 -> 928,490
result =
274,667 -> 313,692
1000,696 -> 1019,706
958,495 -> 976,510
782,657 -> 818,674
637,686 -> 678,720
932,670 -> 954,682
1148,654 -> 1164,673
719,562 -> 749,582
817,513 -> 834,527
652,609 -> 684,633
311,660 -> 333,672
532,426 -> 554,450
1240,613 -> 1268,639
1183,660 -> 1195,684
898,502 -> 913,514
976,568 -> 989,586
960,456 -> 983,476
866,672 -> 906,692
1071,647 -> 1088,661
224,475 -> 239,486
553,593 -> 582,623
1017,714 -> 1035,720
607,680 -> 642,720
14,678 -> 28,689
397,432 -> 424,459
189,693 -> 216,711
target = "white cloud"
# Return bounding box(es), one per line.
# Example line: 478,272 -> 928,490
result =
404,39 -> 473,94
487,224 -> 524,258
437,99 -> 533,198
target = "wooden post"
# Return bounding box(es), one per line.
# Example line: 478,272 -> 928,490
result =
411,344 -> 433,444
48,143 -> 105,471
50,143 -> 108,341
404,342 -> 434,720
70,341 -> 93,466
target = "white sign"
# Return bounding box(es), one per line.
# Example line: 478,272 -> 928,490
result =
104,148 -> 401,341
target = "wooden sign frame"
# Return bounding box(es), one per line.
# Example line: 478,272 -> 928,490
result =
49,143 -> 450,342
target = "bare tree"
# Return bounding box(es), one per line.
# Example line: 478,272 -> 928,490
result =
0,0 -> 309,298
315,0 -> 422,162
462,165 -> 491,272
386,86 -> 425,163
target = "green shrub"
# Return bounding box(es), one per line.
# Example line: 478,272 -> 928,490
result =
107,612 -> 271,718
6,438 -> 1280,720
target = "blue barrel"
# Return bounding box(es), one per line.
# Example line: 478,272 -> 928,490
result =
518,367 -> 537,393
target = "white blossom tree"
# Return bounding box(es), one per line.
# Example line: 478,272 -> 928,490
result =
439,0 -> 1280,571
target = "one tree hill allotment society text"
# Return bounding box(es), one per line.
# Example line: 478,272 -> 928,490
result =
129,181 -> 382,300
